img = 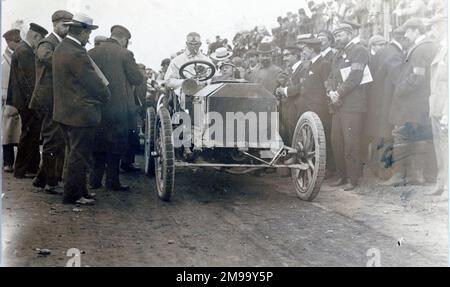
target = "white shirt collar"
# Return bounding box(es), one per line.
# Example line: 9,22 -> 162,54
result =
321,47 -> 332,57
52,32 -> 63,43
344,36 -> 360,49
391,39 -> 403,51
66,35 -> 82,46
292,59 -> 302,72
415,34 -> 426,45
7,47 -> 14,54
311,54 -> 321,64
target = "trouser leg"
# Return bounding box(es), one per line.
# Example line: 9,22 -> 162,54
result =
89,152 -> 106,186
331,112 -> 346,180
340,112 -> 363,185
61,125 -> 95,203
3,144 -> 15,167
105,153 -> 121,187
14,109 -> 42,176
432,116 -> 449,188
36,111 -> 65,186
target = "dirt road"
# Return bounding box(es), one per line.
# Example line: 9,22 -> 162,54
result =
1,155 -> 448,266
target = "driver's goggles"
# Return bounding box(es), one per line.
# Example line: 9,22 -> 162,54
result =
186,35 -> 201,43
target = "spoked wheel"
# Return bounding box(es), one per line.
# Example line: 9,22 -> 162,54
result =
144,107 -> 156,177
291,111 -> 326,201
154,107 -> 175,201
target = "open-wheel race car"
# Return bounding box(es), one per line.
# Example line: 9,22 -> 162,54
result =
144,60 -> 326,202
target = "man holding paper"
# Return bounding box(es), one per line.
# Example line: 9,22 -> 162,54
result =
53,13 -> 111,205
326,23 -> 370,191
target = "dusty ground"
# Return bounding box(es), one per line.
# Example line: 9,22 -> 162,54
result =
1,155 -> 448,267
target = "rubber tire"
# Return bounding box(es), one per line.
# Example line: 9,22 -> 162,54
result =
291,111 -> 326,201
144,107 -> 156,177
155,107 -> 175,201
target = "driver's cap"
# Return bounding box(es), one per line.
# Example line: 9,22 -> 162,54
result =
186,32 -> 201,44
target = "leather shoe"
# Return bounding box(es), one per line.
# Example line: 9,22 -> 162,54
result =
120,164 -> 141,172
427,186 -> 445,196
342,183 -> 357,191
89,181 -> 102,190
106,184 -> 130,191
45,185 -> 63,195
329,178 -> 347,187
3,165 -> 13,173
32,177 -> 46,189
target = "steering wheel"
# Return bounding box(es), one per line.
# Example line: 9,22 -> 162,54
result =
179,60 -> 216,82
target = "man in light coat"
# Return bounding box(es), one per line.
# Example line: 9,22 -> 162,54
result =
2,29 -> 22,172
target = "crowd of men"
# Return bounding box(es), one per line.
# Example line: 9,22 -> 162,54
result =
157,2 -> 448,195
2,11 -> 147,205
1,2 -> 448,206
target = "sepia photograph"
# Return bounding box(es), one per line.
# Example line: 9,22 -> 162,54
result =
0,0 -> 448,269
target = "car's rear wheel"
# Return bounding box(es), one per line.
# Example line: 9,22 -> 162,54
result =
144,107 -> 156,177
291,111 -> 326,201
155,107 -> 175,201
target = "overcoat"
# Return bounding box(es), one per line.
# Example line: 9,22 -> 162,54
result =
6,41 -> 36,110
2,48 -> 21,144
365,42 -> 404,140
29,33 -> 60,111
88,39 -> 142,155
389,37 -> 437,126
52,37 -> 110,127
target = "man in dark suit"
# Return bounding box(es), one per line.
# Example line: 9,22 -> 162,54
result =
7,23 -> 48,179
53,13 -> 110,205
276,45 -> 303,144
29,10 -> 73,194
365,28 -> 405,180
88,25 -> 143,191
277,39 -> 333,172
326,24 -> 370,191
386,18 -> 438,186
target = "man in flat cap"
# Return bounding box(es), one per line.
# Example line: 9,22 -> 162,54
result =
94,35 -> 107,47
53,13 -> 111,205
28,10 -> 73,194
88,24 -> 142,191
2,29 -> 22,173
7,23 -> 48,179
386,18 -> 438,187
326,23 -> 370,191
243,49 -> 260,81
365,28 -> 406,180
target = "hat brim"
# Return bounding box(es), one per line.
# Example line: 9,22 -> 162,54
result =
256,49 -> 275,54
210,51 -> 233,61
64,21 -> 99,30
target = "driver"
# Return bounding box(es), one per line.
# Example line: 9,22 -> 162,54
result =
164,32 -> 213,90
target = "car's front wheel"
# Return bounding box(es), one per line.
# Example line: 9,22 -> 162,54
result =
291,111 -> 326,201
154,107 -> 175,201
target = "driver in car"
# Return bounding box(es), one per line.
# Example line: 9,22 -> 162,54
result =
164,32 -> 213,90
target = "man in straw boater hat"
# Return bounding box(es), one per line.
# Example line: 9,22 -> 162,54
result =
326,23 -> 370,191
383,18 -> 438,188
2,29 -> 22,173
52,13 -> 111,205
88,24 -> 142,191
29,10 -> 73,195
7,23 -> 48,179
